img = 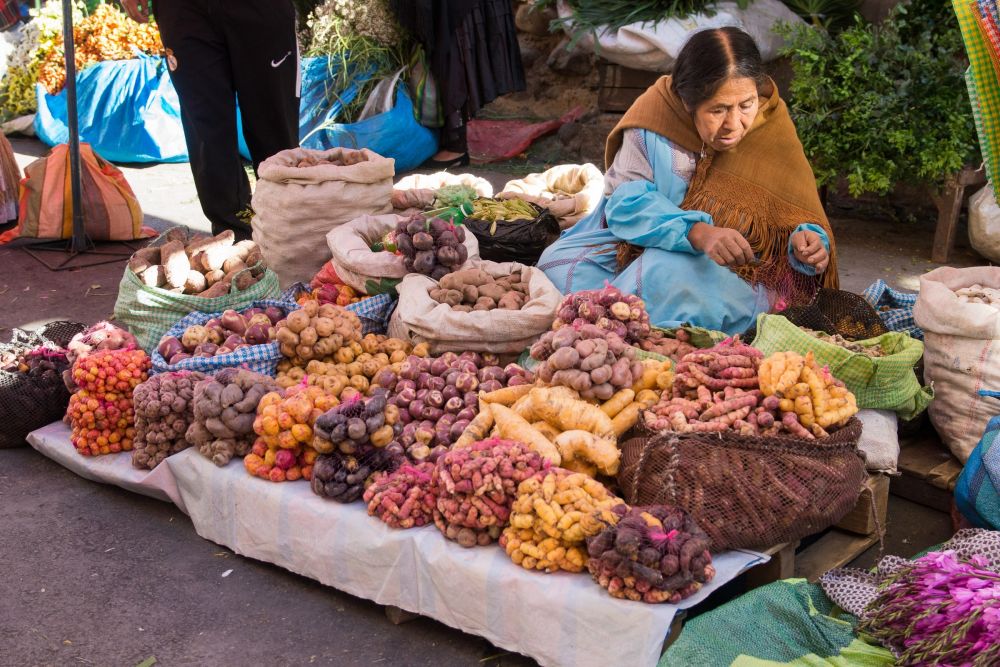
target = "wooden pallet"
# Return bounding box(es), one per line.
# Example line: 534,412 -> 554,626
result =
893,431 -> 962,512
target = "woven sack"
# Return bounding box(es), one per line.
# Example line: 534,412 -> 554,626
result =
501,163 -> 604,229
114,228 -> 280,353
618,419 -> 867,550
251,146 -> 394,288
388,261 -> 560,354
0,321 -> 86,448
752,314 -> 931,420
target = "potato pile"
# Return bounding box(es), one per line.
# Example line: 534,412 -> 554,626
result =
375,352 -> 533,462
67,348 -> 150,456
429,268 -> 531,311
158,306 -> 285,364
530,324 -> 642,401
586,505 -> 715,604
277,334 -> 425,399
187,369 -> 278,466
313,391 -> 403,456
432,438 -> 550,547
245,386 -> 337,482
311,448 -> 403,502
955,284 -> 1000,306
132,370 -> 206,470
395,214 -> 469,280
758,351 -> 858,437
552,285 -> 697,361
274,301 -> 363,365
501,470 -> 626,573
802,328 -> 886,357
129,229 -> 266,297
364,463 -> 438,529
4,348 -> 67,382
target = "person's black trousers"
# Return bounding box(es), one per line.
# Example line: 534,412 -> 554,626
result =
154,0 -> 300,239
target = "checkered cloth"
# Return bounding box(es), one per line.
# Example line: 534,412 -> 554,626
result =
150,299 -> 296,377
862,279 -> 923,340
347,292 -> 395,335
956,0 -> 1000,186
751,313 -> 932,419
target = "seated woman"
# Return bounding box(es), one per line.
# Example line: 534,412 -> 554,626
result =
538,27 -> 836,335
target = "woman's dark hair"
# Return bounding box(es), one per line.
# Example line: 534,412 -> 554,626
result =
671,27 -> 766,110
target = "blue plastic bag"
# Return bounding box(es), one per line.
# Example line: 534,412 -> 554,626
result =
35,54 -> 188,163
956,390 -> 1000,530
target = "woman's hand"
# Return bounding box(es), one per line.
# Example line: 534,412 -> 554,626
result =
688,222 -> 755,267
791,230 -> 829,273
120,0 -> 150,23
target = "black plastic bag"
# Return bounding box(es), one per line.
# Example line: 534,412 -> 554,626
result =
463,203 -> 560,266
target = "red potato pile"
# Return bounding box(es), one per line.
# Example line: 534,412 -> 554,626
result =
586,505 -> 715,604
395,214 -> 469,280
187,368 -> 278,466
129,229 -> 266,297
66,348 -> 150,456
132,370 -> 205,470
372,351 -> 533,462
552,285 -> 696,360
157,306 -> 285,365
364,462 -> 438,529
431,438 -> 550,547
245,385 -> 337,482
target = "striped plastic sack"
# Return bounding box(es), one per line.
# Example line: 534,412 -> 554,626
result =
114,228 -> 281,352
0,143 -> 147,244
150,299 -> 297,377
752,313 -> 931,420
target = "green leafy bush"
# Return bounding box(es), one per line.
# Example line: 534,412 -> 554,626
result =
777,0 -> 979,196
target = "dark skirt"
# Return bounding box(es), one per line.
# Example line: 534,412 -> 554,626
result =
393,0 -> 525,124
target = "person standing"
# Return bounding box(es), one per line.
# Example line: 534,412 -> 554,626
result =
391,0 -> 526,168
120,0 -> 300,239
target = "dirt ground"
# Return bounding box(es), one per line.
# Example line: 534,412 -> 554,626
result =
0,134 -> 971,666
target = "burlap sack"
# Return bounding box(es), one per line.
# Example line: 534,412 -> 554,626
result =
388,261 -> 561,353
251,147 -> 394,288
914,266 -> 1000,462
501,163 -> 604,229
326,213 -> 480,295
390,171 -> 493,212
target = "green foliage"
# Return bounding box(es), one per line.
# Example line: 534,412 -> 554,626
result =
778,0 -> 861,31
777,0 -> 979,196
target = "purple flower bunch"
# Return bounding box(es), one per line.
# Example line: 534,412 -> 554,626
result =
858,550 -> 1000,666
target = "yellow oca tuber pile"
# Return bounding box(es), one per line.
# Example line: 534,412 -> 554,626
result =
758,351 -> 858,438
500,469 -> 626,573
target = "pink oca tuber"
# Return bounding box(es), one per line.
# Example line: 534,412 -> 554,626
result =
364,462 -> 438,529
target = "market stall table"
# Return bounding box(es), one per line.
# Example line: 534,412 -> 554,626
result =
26,421 -> 767,667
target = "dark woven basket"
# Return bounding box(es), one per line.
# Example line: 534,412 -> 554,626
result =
744,288 -> 889,341
618,418 -> 867,550
0,321 -> 86,449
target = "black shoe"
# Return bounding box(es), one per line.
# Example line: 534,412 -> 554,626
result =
423,152 -> 470,170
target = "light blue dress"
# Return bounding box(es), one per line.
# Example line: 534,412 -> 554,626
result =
538,129 -> 829,335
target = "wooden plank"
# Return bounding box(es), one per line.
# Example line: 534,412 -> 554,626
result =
890,472 -> 954,513
835,474 -> 889,535
898,432 -> 962,492
744,541 -> 799,591
931,179 -> 965,263
794,530 -> 879,582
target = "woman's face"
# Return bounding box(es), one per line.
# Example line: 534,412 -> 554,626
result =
691,77 -> 759,152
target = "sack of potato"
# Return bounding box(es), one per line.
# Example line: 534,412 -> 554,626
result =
114,227 -> 280,352
388,262 -> 561,354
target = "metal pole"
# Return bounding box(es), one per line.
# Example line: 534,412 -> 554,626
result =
62,0 -> 87,253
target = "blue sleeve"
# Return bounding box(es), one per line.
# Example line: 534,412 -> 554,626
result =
787,223 -> 831,276
604,132 -> 712,254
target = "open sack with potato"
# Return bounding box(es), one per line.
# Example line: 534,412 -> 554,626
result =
389,262 -> 562,354
114,227 -> 280,352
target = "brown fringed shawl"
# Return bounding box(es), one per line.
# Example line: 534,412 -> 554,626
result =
606,76 -> 839,291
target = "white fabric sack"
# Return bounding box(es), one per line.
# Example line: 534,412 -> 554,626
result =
327,213 -> 480,295
164,450 -> 766,667
968,184 -> 1000,263
856,409 -> 900,473
914,266 -> 1000,462
501,163 -> 604,229
251,147 -> 394,288
557,0 -> 804,72
389,261 -> 561,353
391,171 -> 493,212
